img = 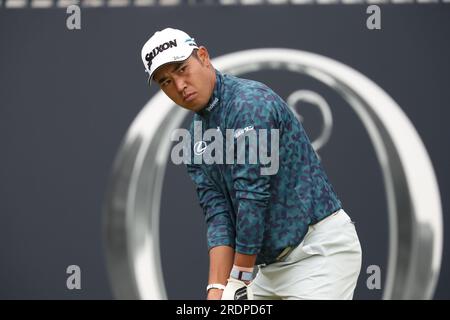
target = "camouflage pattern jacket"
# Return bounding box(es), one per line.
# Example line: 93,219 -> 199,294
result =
186,70 -> 342,265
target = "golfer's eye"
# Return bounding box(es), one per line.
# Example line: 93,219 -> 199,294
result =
161,79 -> 171,87
179,65 -> 187,73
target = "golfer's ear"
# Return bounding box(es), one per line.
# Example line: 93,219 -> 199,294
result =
198,46 -> 210,65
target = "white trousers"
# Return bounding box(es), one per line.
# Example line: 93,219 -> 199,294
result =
249,209 -> 362,300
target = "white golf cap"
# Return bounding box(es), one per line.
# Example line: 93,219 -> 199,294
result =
141,28 -> 198,85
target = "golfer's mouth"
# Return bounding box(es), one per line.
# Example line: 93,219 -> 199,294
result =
183,92 -> 197,102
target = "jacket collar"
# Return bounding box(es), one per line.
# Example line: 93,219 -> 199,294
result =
197,69 -> 223,118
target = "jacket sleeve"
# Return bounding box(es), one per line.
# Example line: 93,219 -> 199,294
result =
226,88 -> 280,255
186,163 -> 235,250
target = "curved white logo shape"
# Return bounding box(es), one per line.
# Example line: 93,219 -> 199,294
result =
287,90 -> 333,153
104,49 -> 443,300
194,141 -> 208,156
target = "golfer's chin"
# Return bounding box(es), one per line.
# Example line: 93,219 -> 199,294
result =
180,99 -> 208,112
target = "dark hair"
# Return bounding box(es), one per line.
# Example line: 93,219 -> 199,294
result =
191,49 -> 200,60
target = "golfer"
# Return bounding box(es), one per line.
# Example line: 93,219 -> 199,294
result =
141,27 -> 362,300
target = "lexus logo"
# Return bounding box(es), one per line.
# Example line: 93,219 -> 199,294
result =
193,141 -> 208,156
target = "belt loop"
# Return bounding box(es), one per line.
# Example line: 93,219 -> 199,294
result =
276,247 -> 292,261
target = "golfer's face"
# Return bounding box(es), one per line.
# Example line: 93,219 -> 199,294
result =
153,53 -> 212,112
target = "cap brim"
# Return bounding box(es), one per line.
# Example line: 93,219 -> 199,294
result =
146,46 -> 197,87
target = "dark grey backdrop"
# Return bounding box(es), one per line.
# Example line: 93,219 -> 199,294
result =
0,4 -> 449,299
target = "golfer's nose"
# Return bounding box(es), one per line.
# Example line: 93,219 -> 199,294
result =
173,77 -> 186,93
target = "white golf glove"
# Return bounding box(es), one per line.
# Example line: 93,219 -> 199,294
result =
221,278 -> 254,300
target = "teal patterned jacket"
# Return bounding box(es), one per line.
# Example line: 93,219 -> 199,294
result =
186,70 -> 342,265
